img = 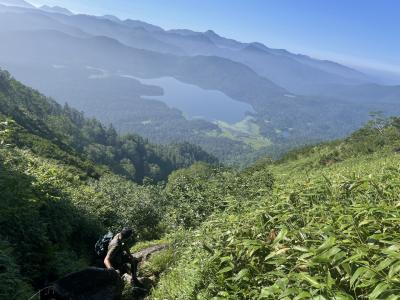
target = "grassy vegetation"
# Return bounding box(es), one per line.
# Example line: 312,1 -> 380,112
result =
210,116 -> 272,150
150,118 -> 400,299
1,68 -> 400,298
140,248 -> 175,278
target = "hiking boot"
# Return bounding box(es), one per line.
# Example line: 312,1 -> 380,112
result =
131,277 -> 145,288
131,286 -> 148,295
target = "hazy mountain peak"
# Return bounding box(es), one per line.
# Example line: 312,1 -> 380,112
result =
168,29 -> 197,36
102,14 -> 120,22
123,19 -> 164,32
167,29 -> 215,47
242,42 -> 272,55
201,29 -> 242,50
204,29 -> 218,36
0,0 -> 34,8
248,42 -> 270,51
271,48 -> 292,56
40,5 -> 73,15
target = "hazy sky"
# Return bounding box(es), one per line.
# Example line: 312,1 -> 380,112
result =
29,0 -> 400,81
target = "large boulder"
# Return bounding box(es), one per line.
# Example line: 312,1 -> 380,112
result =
43,267 -> 122,300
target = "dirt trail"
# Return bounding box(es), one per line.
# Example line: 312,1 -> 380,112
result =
133,244 -> 168,262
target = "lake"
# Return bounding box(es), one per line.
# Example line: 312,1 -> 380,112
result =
125,76 -> 254,123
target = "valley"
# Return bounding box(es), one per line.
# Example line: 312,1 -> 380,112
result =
0,2 -> 399,164
0,1 -> 399,299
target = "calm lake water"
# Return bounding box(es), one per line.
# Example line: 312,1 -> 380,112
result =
130,76 -> 254,123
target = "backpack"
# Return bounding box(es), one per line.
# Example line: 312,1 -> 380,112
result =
95,231 -> 114,258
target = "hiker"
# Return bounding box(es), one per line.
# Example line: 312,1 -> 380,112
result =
103,227 -> 144,289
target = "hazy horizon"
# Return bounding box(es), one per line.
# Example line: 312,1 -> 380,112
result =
25,0 -> 400,84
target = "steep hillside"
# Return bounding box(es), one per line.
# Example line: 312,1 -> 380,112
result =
150,118 -> 400,299
1,68 -> 399,298
0,69 -> 219,297
0,70 -> 217,182
0,125 -> 173,296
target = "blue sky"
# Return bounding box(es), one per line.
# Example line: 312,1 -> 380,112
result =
30,0 -> 400,82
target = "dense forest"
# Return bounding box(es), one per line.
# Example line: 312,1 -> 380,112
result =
1,69 -> 400,299
0,70 -> 217,183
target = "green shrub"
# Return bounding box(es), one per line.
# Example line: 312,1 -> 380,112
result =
163,162 -> 274,230
0,242 -> 34,299
140,248 -> 174,277
75,174 -> 166,240
152,146 -> 400,299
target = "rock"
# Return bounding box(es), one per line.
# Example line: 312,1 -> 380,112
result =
43,245 -> 169,299
132,244 -> 169,263
45,267 -> 122,300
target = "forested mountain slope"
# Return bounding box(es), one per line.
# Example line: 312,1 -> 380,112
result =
0,70 -> 217,297
0,70 -> 217,183
1,69 -> 399,298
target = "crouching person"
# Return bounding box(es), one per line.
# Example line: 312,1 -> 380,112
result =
103,227 -> 145,290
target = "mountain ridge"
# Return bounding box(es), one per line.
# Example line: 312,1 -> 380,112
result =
0,0 -> 33,8
39,4 -> 73,15
0,1 -> 370,87
0,3 -> 399,164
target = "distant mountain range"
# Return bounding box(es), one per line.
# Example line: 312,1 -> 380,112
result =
0,2 -> 399,163
0,0 -> 33,8
39,5 -> 73,15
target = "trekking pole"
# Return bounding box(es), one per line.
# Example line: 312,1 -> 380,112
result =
26,287 -> 52,300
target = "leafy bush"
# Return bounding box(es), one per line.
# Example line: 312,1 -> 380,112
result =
0,147 -> 101,289
0,242 -> 34,299
163,162 -> 274,229
152,130 -> 400,299
164,162 -> 231,229
74,174 -> 166,240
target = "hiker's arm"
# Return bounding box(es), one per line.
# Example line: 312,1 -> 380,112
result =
104,254 -> 113,269
104,242 -> 119,269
